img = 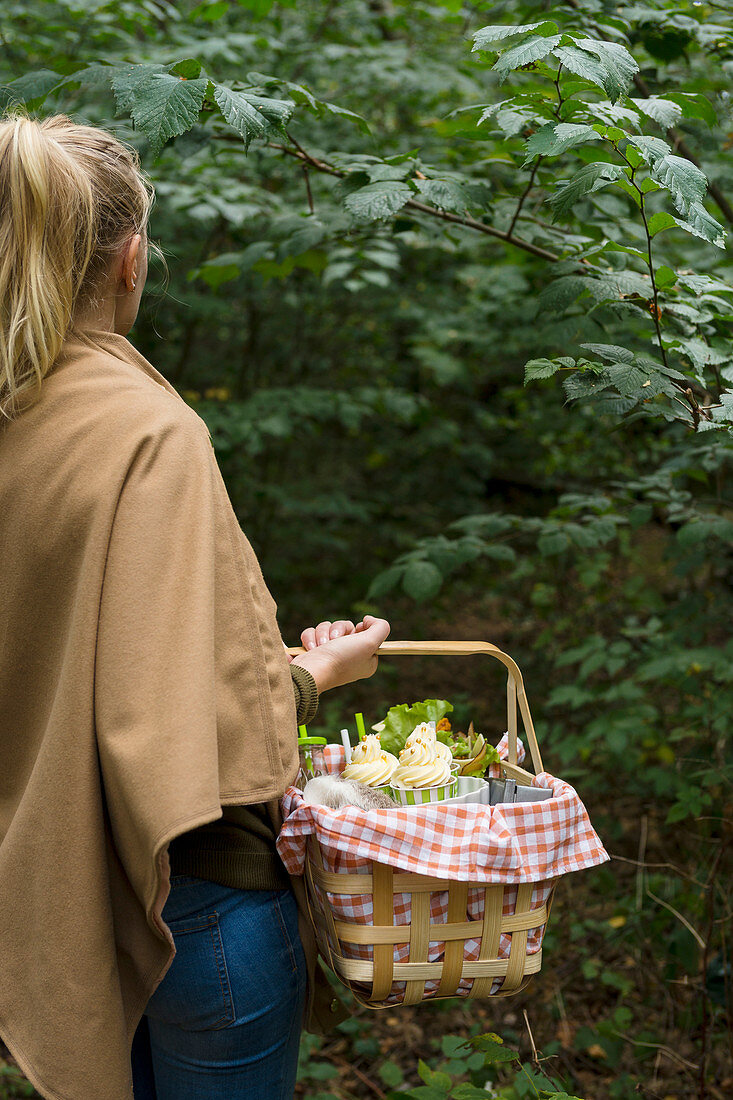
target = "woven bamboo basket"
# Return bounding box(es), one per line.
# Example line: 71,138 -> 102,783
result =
288,640 -> 556,1009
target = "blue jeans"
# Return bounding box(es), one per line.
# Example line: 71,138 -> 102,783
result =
131,875 -> 307,1100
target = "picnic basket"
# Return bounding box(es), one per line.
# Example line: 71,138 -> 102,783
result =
287,640 -> 556,1009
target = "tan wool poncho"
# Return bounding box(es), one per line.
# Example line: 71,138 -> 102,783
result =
0,329 -> 325,1100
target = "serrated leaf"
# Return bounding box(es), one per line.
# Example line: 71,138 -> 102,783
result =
651,154 -> 707,215
525,358 -> 564,382
630,96 -> 682,130
523,122 -> 597,165
563,371 -> 613,400
548,162 -> 626,219
472,22 -> 557,50
579,343 -> 634,364
214,84 -> 292,148
626,134 -> 671,164
452,1086 -> 492,1099
111,63 -> 165,113
553,45 -> 609,92
605,363 -> 653,397
125,71 -> 208,157
675,202 -> 726,248
493,35 -> 562,79
574,38 -> 639,102
415,179 -> 470,213
402,560 -> 443,601
343,182 -> 412,222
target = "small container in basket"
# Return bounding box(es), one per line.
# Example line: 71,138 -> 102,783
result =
389,779 -> 457,805
296,735 -> 327,789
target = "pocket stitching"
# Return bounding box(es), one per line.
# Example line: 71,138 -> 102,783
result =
272,892 -> 298,975
205,916 -> 235,1030
168,912 -> 219,936
159,910 -> 235,1031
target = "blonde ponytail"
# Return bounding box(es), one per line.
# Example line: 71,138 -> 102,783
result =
0,107 -> 159,422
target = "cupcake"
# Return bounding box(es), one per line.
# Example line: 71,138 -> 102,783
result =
404,721 -> 453,765
342,734 -> 398,788
390,728 -> 456,805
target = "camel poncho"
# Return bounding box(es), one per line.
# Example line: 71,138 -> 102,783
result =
0,329 -> 319,1099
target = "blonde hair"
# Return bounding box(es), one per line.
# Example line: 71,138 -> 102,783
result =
0,107 -> 162,422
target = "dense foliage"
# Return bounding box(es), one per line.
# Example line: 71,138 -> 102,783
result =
1,2 -> 731,1097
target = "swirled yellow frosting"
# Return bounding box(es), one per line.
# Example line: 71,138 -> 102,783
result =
391,732 -> 453,789
342,734 -> 398,786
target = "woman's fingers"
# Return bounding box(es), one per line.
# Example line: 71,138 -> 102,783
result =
330,619 -> 355,639
301,619 -> 358,649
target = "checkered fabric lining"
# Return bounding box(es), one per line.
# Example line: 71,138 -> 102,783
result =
277,736 -> 608,1003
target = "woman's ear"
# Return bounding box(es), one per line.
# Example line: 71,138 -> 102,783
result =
121,233 -> 142,293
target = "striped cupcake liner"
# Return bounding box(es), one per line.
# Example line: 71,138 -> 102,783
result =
388,780 -> 457,805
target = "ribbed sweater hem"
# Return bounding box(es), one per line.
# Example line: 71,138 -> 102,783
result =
168,845 -> 291,891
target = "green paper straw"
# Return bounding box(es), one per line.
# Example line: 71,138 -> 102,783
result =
355,712 -> 366,740
298,724 -> 308,738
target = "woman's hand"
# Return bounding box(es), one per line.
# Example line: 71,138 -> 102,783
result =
290,616 -> 390,693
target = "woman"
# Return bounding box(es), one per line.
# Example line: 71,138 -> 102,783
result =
0,110 -> 389,1100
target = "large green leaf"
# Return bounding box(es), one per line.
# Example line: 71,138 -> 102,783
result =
125,72 -> 208,157
110,63 -> 164,112
553,45 -> 609,93
493,34 -> 562,79
574,38 -> 639,101
213,84 -> 292,148
524,358 -> 564,382
674,202 -> 726,248
523,122 -> 598,164
343,182 -> 412,222
626,134 -> 671,164
415,178 -> 471,212
651,154 -> 708,214
472,22 -> 557,50
402,560 -> 443,601
579,343 -> 634,364
548,162 -> 626,219
630,96 -> 682,130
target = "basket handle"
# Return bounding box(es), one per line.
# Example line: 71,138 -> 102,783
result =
287,639 -> 544,777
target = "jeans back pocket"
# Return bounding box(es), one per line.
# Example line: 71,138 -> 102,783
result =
145,911 -> 235,1032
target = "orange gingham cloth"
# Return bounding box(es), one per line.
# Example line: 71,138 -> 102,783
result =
277,735 -> 608,1002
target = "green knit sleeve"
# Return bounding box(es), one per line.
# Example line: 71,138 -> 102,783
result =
290,662 -> 319,725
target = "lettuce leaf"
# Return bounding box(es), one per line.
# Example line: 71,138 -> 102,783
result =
376,699 -> 454,755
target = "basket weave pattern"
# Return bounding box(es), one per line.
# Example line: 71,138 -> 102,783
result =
306,838 -> 556,1007
285,640 -> 604,1008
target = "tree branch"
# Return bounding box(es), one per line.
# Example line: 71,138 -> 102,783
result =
267,139 -> 560,262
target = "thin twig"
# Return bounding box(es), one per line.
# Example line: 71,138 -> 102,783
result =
636,814 -> 648,910
523,1008 -> 541,1069
508,159 -> 542,238
610,853 -> 706,888
610,1031 -> 698,1072
646,885 -> 706,949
